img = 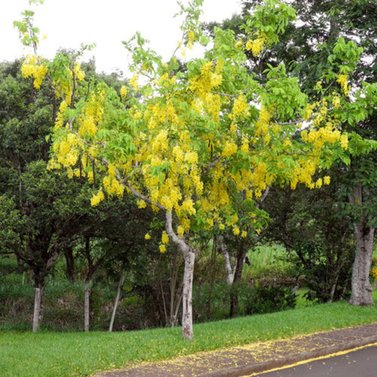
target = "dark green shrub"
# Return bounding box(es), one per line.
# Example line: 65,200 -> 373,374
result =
244,286 -> 296,315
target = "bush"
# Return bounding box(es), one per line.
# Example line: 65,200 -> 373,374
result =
244,286 -> 297,315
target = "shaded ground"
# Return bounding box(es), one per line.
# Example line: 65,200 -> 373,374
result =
95,323 -> 377,377
253,345 -> 377,377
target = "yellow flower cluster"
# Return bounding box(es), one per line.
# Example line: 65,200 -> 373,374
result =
55,101 -> 68,129
245,37 -> 265,57
74,63 -> 85,81
120,85 -> 128,99
290,158 -> 318,189
53,133 -> 82,167
255,106 -> 271,136
180,198 -> 196,215
130,75 -> 139,90
222,141 -> 238,157
152,130 -> 169,153
302,124 -> 348,151
90,189 -> 105,207
189,60 -> 223,99
137,199 -> 147,208
303,103 -> 316,121
337,74 -> 349,95
177,225 -> 185,237
332,96 -> 341,108
103,175 -> 124,197
21,55 -> 48,89
78,90 -> 105,137
230,94 -> 249,120
184,151 -> 198,164
161,231 -> 169,244
187,30 -> 196,49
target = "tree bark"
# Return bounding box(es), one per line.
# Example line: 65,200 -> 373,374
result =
84,279 -> 92,332
349,184 -> 375,306
64,246 -> 75,283
32,285 -> 43,333
349,221 -> 375,305
217,235 -> 234,286
109,271 -> 126,332
165,211 -> 196,340
181,250 -> 195,340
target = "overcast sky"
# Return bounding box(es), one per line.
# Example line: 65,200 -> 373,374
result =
1,0 -> 242,74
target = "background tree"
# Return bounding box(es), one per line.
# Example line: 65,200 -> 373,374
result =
263,166 -> 355,303
214,0 -> 377,305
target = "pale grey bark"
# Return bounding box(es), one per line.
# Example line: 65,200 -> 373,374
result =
217,235 -> 235,286
181,250 -> 195,340
84,280 -> 92,332
32,286 -> 43,333
109,271 -> 126,332
165,211 -> 195,340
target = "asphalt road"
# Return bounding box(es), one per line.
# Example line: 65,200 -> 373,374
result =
253,345 -> 377,377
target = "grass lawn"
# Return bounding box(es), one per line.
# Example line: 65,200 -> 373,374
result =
1,295 -> 377,377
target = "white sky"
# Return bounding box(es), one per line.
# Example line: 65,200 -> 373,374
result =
1,0 -> 242,74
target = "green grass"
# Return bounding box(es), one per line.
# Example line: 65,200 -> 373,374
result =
2,296 -> 377,377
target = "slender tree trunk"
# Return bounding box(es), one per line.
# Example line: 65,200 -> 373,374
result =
109,271 -> 126,332
84,279 -> 92,332
164,211 -> 196,340
181,250 -> 195,340
64,246 -> 75,283
32,285 -> 44,333
217,235 -> 234,286
349,221 -> 375,305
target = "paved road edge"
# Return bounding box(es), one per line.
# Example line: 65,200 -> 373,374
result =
205,335 -> 377,377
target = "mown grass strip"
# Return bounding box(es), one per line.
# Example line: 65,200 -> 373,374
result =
1,299 -> 377,377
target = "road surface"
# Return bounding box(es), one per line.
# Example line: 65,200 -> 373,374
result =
253,345 -> 377,377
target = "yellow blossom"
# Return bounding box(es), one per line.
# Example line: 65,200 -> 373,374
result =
245,37 -> 265,56
231,94 -> 249,119
222,141 -> 238,157
337,74 -> 349,95
184,151 -> 198,164
187,30 -> 196,49
130,75 -> 139,90
137,199 -> 147,209
315,178 -> 323,188
161,231 -> 169,244
230,123 -> 237,133
120,85 -> 128,98
324,176 -> 331,185
177,225 -> 185,237
332,96 -> 341,108
90,189 -> 105,207
74,64 -> 85,81
145,233 -> 151,240
159,244 -> 167,253
340,134 -> 349,149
